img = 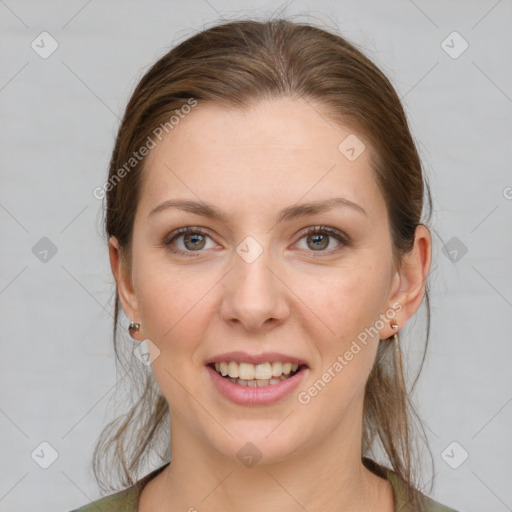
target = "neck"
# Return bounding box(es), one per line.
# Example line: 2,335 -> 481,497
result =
140,406 -> 394,512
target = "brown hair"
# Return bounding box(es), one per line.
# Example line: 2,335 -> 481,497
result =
94,16 -> 433,508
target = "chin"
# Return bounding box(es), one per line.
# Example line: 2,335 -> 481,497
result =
204,419 -> 309,468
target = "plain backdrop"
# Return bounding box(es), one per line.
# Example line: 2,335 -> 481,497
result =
1,1 -> 511,511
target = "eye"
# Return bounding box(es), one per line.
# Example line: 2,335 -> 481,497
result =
163,225 -> 349,257
163,227 -> 217,256
295,226 -> 349,253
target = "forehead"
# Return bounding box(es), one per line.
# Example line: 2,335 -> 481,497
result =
138,97 -> 384,220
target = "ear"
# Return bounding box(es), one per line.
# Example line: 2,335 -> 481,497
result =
108,236 -> 144,341
382,224 -> 432,338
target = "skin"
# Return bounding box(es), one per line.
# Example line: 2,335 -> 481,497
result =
109,97 -> 431,512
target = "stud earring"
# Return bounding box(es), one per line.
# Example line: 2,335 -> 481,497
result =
128,321 -> 141,339
389,319 -> 399,341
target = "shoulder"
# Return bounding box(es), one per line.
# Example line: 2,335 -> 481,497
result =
421,494 -> 461,512
69,486 -> 137,512
69,486 -> 138,512
363,457 -> 461,512
387,471 -> 460,512
69,462 -> 170,512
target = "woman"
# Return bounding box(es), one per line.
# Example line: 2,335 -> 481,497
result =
71,18 -> 460,512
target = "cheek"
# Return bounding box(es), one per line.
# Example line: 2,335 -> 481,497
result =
134,258 -> 209,352
135,267 -> 210,406
296,266 -> 388,421
316,261 -> 390,342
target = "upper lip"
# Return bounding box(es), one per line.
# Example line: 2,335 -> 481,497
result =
205,351 -> 308,367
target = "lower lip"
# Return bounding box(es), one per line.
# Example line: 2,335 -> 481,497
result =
206,365 -> 308,406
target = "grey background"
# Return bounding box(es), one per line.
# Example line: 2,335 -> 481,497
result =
1,1 -> 511,511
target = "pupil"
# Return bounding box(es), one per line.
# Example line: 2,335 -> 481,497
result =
309,233 -> 328,250
185,233 -> 205,250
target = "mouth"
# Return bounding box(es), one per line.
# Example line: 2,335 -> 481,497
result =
207,361 -> 306,387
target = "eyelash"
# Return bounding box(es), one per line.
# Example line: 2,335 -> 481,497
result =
163,226 -> 349,258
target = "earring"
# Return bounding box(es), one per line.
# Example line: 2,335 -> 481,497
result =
389,320 -> 399,341
128,321 -> 141,339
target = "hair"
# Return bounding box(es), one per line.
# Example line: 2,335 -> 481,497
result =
94,16 -> 434,509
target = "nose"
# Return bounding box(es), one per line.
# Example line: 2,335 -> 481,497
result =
220,247 -> 290,332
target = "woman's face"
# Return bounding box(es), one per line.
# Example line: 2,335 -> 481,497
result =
113,97 -> 415,464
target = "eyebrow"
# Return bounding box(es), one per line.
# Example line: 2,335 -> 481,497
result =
148,197 -> 367,224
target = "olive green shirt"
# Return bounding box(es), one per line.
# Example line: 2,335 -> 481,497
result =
70,458 -> 460,512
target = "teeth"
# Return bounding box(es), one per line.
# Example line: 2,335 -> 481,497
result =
271,362 -> 282,377
282,362 -> 293,374
213,360 -> 300,382
255,362 -> 272,380
239,362 -> 255,380
228,361 -> 239,378
227,376 -> 291,387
